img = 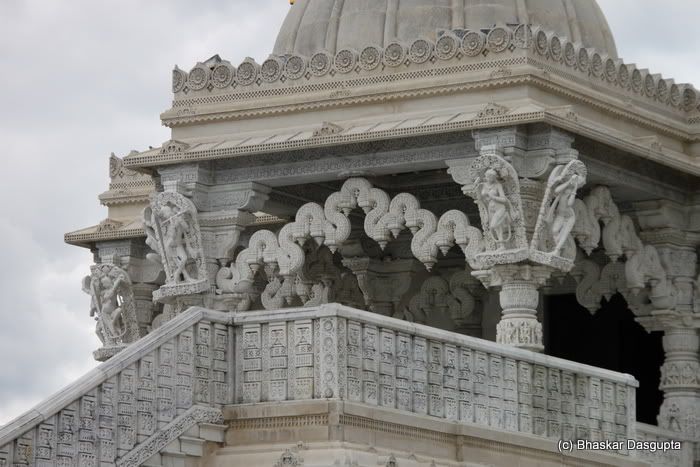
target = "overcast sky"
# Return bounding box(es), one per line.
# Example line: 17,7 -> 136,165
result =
0,0 -> 699,426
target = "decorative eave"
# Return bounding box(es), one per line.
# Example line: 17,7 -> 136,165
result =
64,218 -> 145,249
64,214 -> 283,249
124,24 -> 700,175
165,25 -> 700,127
124,102 -> 700,177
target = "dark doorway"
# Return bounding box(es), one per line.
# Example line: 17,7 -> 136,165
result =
544,293 -> 664,425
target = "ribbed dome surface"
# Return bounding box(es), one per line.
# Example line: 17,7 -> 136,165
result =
274,0 -> 618,58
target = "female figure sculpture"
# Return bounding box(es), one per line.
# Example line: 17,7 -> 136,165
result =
159,202 -> 197,283
479,168 -> 513,250
547,171 -> 582,255
84,267 -> 131,346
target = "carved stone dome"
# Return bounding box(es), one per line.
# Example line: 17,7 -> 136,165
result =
274,0 -> 618,58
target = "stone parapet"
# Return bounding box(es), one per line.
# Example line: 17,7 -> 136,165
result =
233,304 -> 638,448
5,304 -> 693,466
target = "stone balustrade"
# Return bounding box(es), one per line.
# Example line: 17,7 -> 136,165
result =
0,309 -> 231,467
0,304 -> 643,465
234,303 -> 638,449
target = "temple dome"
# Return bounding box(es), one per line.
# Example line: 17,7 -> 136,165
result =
274,0 -> 618,58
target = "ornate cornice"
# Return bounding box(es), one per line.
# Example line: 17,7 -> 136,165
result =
169,25 -> 699,121
64,223 -> 145,247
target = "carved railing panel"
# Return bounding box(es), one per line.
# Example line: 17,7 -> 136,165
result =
2,304 -> 661,465
232,304 -> 638,450
0,309 -> 230,467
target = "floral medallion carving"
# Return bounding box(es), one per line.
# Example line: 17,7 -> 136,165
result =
172,66 -> 187,93
435,33 -> 458,60
383,42 -> 406,67
486,26 -> 512,53
261,57 -> 284,83
187,64 -> 209,91
309,51 -> 332,76
211,61 -> 235,88
512,24 -> 532,49
359,46 -> 382,70
409,39 -> 433,64
461,30 -> 485,57
284,55 -> 307,80
237,59 -> 259,86
334,49 -> 357,74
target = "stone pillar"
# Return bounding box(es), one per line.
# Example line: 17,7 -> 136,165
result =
448,126 -> 587,353
476,264 -> 550,352
633,211 -> 700,445
657,324 -> 700,439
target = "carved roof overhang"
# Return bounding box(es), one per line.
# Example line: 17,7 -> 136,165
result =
125,102 -> 700,178
124,24 -> 700,175
64,218 -> 145,248
64,214 -> 283,249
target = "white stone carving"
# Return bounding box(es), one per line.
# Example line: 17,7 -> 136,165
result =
403,271 -> 481,335
532,160 -> 587,257
572,186 -> 675,312
218,178 -> 484,311
144,191 -> 209,302
464,147 -> 526,255
82,263 -> 140,359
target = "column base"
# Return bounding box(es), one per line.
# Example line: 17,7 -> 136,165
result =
496,314 -> 544,353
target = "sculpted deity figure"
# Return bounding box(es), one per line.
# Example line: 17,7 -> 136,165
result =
144,191 -> 208,303
159,201 -> 198,283
82,264 -> 139,347
546,171 -> 583,255
478,169 -> 513,250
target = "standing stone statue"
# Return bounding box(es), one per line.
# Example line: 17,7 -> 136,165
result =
82,264 -> 140,358
478,168 -> 513,250
144,191 -> 209,302
547,171 -> 583,255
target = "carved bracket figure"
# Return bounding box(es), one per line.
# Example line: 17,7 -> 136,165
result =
448,146 -> 527,266
530,160 -> 587,269
82,263 -> 140,360
144,191 -> 209,302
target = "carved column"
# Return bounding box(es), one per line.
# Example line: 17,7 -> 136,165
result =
633,207 -> 700,444
448,126 -> 587,352
475,264 -> 549,352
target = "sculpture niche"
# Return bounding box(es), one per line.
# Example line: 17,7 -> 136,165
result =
82,263 -> 140,361
144,191 -> 209,303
